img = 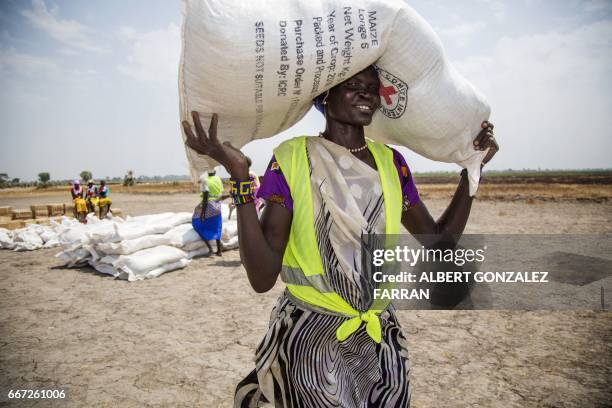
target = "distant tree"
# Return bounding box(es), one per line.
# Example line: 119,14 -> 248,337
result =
37,172 -> 50,188
80,170 -> 92,182
0,173 -> 8,188
123,170 -> 135,186
11,178 -> 20,185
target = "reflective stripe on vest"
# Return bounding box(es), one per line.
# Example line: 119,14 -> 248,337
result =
274,136 -> 402,343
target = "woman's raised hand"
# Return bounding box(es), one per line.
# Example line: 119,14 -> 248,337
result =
182,112 -> 249,179
473,121 -> 499,166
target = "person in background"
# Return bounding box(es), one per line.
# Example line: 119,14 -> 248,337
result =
85,180 -> 98,214
70,180 -> 87,223
206,169 -> 223,202
192,170 -> 225,256
97,180 -> 112,219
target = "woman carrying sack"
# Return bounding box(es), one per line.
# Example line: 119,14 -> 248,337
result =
182,66 -> 497,407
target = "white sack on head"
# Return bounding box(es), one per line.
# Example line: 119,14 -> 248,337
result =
180,0 -> 492,195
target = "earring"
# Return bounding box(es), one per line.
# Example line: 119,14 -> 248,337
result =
322,90 -> 329,105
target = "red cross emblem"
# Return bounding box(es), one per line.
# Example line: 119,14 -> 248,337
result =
379,83 -> 398,106
377,68 -> 408,119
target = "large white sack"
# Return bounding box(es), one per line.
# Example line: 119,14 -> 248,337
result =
0,229 -> 14,249
90,212 -> 192,243
42,237 -> 60,249
221,220 -> 237,242
12,228 -> 44,251
221,204 -> 230,221
50,216 -> 81,236
163,223 -> 203,247
187,246 -> 211,259
95,234 -> 171,255
113,245 -> 188,279
39,228 -> 58,244
58,219 -> 116,248
90,263 -> 120,278
180,0 -> 491,195
89,255 -> 121,278
183,240 -> 208,252
56,247 -> 91,267
90,249 -> 190,280
223,235 -> 239,251
135,258 -> 191,281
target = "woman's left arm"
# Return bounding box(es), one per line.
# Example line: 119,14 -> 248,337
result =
402,121 -> 498,238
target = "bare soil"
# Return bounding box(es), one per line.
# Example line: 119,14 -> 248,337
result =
0,189 -> 611,407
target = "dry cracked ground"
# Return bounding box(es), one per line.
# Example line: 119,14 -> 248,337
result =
1,193 -> 611,407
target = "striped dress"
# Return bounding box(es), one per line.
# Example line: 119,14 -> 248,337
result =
235,137 -> 418,407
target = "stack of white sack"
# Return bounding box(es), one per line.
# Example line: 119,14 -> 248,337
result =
0,217 -> 80,251
51,206 -> 239,281
180,0 -> 494,195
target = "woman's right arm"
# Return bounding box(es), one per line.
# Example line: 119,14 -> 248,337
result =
182,112 -> 291,293
236,199 -> 291,292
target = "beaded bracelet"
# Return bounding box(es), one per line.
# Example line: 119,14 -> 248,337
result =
229,178 -> 255,206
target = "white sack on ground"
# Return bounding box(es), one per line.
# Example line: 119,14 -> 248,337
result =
0,222 -> 64,252
90,255 -> 121,278
96,234 -> 171,255
180,0 -> 492,195
0,207 -> 242,280
0,229 -> 14,249
138,259 -> 191,280
91,262 -> 119,278
58,218 -> 117,249
89,212 -> 192,243
12,229 -> 44,252
163,223 -> 202,247
113,246 -> 188,281
187,247 -> 211,259
221,220 -> 237,242
223,236 -> 239,251
183,240 -> 208,252
56,247 -> 91,267
221,204 -> 230,221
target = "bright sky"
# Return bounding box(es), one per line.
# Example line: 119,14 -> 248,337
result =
1,0 -> 611,181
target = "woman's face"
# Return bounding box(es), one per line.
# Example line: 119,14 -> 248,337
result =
326,67 -> 381,127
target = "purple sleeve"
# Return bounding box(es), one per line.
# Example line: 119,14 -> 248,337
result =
257,150 -> 418,210
256,155 -> 294,211
391,148 -> 420,207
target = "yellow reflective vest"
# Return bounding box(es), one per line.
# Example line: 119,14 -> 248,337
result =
207,175 -> 223,200
274,136 -> 402,343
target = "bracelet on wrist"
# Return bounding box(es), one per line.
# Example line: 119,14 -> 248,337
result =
229,177 -> 255,206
